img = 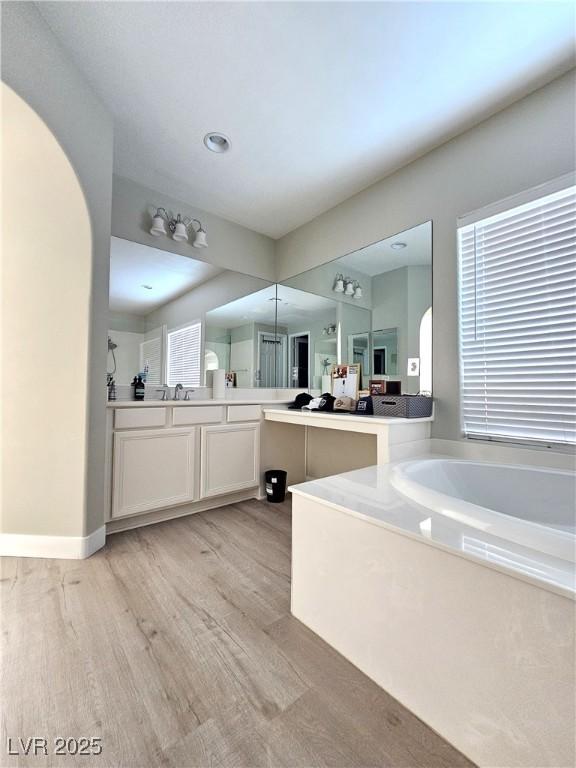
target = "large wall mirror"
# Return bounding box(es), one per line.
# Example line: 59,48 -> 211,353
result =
107,236 -> 272,390
280,220 -> 432,393
107,221 -> 431,394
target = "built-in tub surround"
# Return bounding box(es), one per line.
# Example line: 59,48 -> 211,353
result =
290,458 -> 575,767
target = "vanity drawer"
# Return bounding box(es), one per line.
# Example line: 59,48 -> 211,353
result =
114,407 -> 167,430
227,404 -> 262,422
173,406 -> 224,426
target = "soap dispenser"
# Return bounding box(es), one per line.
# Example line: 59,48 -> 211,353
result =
135,375 -> 145,401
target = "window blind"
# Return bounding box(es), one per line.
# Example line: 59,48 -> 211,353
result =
140,337 -> 162,385
167,323 -> 201,387
458,183 -> 576,447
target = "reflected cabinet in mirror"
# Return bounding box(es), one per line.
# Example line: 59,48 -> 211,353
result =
281,221 -> 432,393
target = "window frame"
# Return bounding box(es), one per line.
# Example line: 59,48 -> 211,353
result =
457,173 -> 576,450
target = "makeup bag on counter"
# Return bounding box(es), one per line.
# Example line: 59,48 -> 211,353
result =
357,395 -> 433,418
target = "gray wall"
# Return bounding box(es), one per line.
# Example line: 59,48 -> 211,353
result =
113,175 -> 276,282
275,70 -> 576,441
109,311 -> 146,334
2,2 -> 114,536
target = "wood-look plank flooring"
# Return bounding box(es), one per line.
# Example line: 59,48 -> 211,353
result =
1,499 -> 474,767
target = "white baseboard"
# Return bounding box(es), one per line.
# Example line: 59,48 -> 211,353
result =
0,525 -> 106,559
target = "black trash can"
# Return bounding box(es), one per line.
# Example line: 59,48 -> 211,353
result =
264,469 -> 287,503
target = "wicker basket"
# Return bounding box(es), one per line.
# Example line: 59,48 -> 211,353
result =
371,395 -> 433,418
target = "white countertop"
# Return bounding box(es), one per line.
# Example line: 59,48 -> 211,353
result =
290,461 -> 575,599
108,399 -> 292,408
263,407 -> 434,427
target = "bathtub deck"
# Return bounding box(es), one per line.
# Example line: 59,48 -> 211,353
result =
290,461 -> 575,598
1,497 -> 474,767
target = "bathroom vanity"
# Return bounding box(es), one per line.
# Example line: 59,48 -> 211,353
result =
105,399 -> 276,531
105,398 -> 434,532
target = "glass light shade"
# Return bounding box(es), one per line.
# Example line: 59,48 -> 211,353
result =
172,221 -> 189,242
334,278 -> 344,293
354,285 -> 363,299
150,216 -> 166,236
344,280 -> 355,296
192,228 -> 208,248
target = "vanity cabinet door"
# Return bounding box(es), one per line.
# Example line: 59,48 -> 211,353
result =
112,428 -> 196,518
200,423 -> 260,498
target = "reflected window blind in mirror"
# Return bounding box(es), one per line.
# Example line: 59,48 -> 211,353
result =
458,178 -> 576,446
167,322 -> 202,386
140,337 -> 162,385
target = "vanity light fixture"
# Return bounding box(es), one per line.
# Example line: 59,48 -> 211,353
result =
149,208 -> 208,248
333,274 -> 363,299
322,324 -> 337,336
391,241 -> 407,250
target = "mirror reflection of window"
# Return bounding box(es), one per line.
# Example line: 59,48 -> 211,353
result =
204,348 -> 219,373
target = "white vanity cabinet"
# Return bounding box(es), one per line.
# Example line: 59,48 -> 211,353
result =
107,402 -> 267,526
200,423 -> 260,498
112,427 -> 197,519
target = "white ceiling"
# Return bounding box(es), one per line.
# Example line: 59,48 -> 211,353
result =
339,221 -> 432,277
38,2 -> 575,238
207,284 -> 335,328
109,237 -> 222,314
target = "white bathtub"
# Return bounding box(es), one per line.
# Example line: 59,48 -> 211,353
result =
390,458 -> 576,563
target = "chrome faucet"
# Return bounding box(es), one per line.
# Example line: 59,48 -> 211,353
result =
183,389 -> 195,401
173,383 -> 183,400
156,388 -> 168,401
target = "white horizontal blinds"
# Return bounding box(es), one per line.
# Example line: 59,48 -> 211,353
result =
458,184 -> 576,446
167,323 -> 201,386
140,337 -> 162,385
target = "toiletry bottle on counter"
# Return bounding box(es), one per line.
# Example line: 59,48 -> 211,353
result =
107,375 -> 117,401
131,376 -> 138,400
135,375 -> 145,401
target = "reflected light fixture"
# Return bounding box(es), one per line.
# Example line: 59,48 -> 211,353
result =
149,208 -> 208,248
391,241 -> 407,250
334,273 -> 363,299
334,273 -> 345,293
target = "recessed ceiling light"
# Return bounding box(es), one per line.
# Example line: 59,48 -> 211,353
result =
391,242 -> 407,250
141,284 -> 153,290
204,132 -> 231,153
